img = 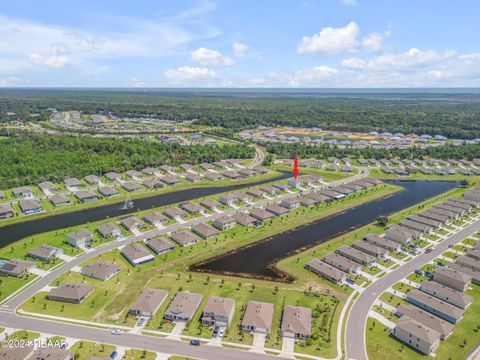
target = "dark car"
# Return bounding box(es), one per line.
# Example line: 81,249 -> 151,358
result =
190,340 -> 200,346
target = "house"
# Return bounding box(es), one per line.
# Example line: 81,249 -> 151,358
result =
97,223 -> 121,238
287,178 -> 303,188
419,281 -> 472,309
191,223 -> 219,239
392,316 -> 441,356
74,190 -> 100,203
213,215 -> 236,231
49,194 -> 71,206
233,212 -> 259,227
143,178 -> 163,189
247,189 -> 266,198
352,240 -> 389,258
146,237 -> 175,254
305,259 -> 347,285
81,261 -> 121,281
201,296 -> 235,327
241,301 -> 274,333
19,199 -> 44,215
385,227 -> 414,244
238,168 -> 255,177
181,203 -> 203,215
223,171 -> 243,180
433,267 -> 472,292
449,263 -> 480,285
48,283 -> 94,304
405,289 -> 464,324
456,255 -> 480,271
98,186 -> 120,198
105,172 -> 122,181
144,212 -> 167,226
12,186 -> 34,198
200,162 -> 215,171
260,185 -> 279,196
336,245 -> 375,266
200,199 -> 221,210
64,178 -> 82,188
272,183 -> 289,192
161,176 -> 181,185
85,175 -> 101,184
170,230 -> 199,246
142,167 -> 158,176
407,215 -> 442,229
163,207 -> 188,219
0,346 -> 34,360
395,304 -> 454,339
0,204 -> 14,219
323,253 -> 361,274
180,163 -> 194,172
164,291 -> 203,321
30,347 -> 73,360
121,243 -> 154,266
466,249 -> 480,261
130,288 -> 169,317
280,198 -> 301,210
265,204 -> 290,216
122,182 -> 143,192
0,259 -> 35,277
119,216 -> 145,231
319,189 -> 345,200
399,219 -> 431,233
249,208 -> 275,221
281,305 -> 311,339
39,181 -> 57,192
67,230 -> 93,248
419,211 -> 449,224
204,172 -> 224,181
27,244 -> 63,261
364,234 -> 401,252
185,173 -> 202,183
126,170 -> 142,179
219,193 -> 238,206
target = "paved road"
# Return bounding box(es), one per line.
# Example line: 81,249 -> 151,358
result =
345,217 -> 480,360
0,312 -> 277,360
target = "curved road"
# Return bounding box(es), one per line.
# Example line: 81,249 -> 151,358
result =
345,217 -> 480,360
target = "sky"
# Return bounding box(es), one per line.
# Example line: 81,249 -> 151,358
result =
0,0 -> 479,88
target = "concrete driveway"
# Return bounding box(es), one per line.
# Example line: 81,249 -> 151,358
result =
168,321 -> 186,339
281,336 -> 295,357
251,333 -> 266,352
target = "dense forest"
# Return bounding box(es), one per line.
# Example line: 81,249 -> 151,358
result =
266,142 -> 480,160
0,134 -> 254,188
1,89 -> 480,139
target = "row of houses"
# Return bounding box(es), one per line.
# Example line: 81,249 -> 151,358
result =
0,346 -> 73,360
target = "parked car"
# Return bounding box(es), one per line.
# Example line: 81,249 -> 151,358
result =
111,329 -> 123,335
110,351 -> 118,359
436,262 -> 445,267
415,269 -> 424,276
190,340 -> 200,346
137,318 -> 145,326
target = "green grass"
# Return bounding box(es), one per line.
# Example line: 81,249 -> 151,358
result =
391,282 -> 416,294
367,284 -> 480,360
0,274 -> 38,303
123,349 -> 157,360
443,251 -> 458,259
7,330 -> 40,341
70,340 -> 116,360
379,293 -> 408,308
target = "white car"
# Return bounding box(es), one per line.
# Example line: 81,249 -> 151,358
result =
111,329 -> 123,335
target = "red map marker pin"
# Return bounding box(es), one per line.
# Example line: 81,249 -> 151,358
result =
293,157 -> 299,179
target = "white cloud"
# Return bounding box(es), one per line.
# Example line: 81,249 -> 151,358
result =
165,66 -> 216,84
298,22 -> 360,54
342,48 -> 456,70
232,42 -> 249,57
341,0 -> 358,6
0,77 -> 22,87
190,47 -> 234,66
29,53 -> 73,68
361,30 -> 390,52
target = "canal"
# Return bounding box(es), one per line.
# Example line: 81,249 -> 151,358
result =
193,180 -> 459,281
0,172 -> 290,248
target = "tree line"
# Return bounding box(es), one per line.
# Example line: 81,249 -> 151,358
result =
0,133 -> 254,188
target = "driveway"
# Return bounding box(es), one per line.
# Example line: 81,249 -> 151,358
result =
168,321 -> 186,339
281,336 -> 295,357
251,333 -> 266,352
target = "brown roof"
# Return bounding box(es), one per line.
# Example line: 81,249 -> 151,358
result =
242,301 -> 274,331
165,291 -> 203,319
130,288 -> 168,315
396,315 -> 441,346
146,237 -> 175,254
48,283 -> 93,301
29,348 -> 72,360
81,261 -> 121,280
203,296 -> 235,318
396,304 -> 453,338
281,305 -> 311,337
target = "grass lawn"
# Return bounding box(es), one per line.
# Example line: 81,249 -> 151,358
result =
0,274 -> 38,303
70,341 -> 116,360
389,252 -> 407,261
375,258 -> 394,268
362,265 -> 382,276
443,251 -> 458,259
391,282 -> 416,294
405,273 -> 429,284
7,330 -> 40,341
379,293 -> 408,308
123,349 -> 157,360
463,238 -> 478,246
367,284 -> 480,360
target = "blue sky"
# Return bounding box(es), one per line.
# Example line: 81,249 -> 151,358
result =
0,0 -> 479,87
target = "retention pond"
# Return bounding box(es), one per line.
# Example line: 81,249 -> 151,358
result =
193,180 -> 459,281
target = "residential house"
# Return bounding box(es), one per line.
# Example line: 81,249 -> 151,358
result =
265,204 -> 290,216
164,292 -> 203,321
191,223 -> 219,239
119,216 -> 145,232
144,212 -> 167,226
280,305 -> 311,339
130,288 -> 168,317
0,259 -> 35,277
181,203 -> 203,215
323,253 -> 361,274
122,182 -> 142,192
49,194 -> 71,206
241,301 -> 274,333
74,190 -> 100,203
67,230 -> 93,248
81,261 -> 121,281
213,215 -> 236,231
336,245 -> 375,266
249,208 -> 275,222
97,223 -> 121,238
392,316 -> 441,356
305,259 -> 347,285
201,296 -> 235,327
27,244 -> 63,261
19,199 -> 44,215
280,198 -> 301,210
163,207 -> 188,219
395,304 -> 454,339
64,178 -> 82,188
0,204 -> 14,219
200,199 -> 221,210
121,243 -> 154,266
352,240 -> 389,258
419,281 -> 472,309
406,289 -> 464,324
233,212 -> 259,227
170,230 -> 199,247
433,267 -> 472,292
48,284 -> 94,304
98,186 -> 120,198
